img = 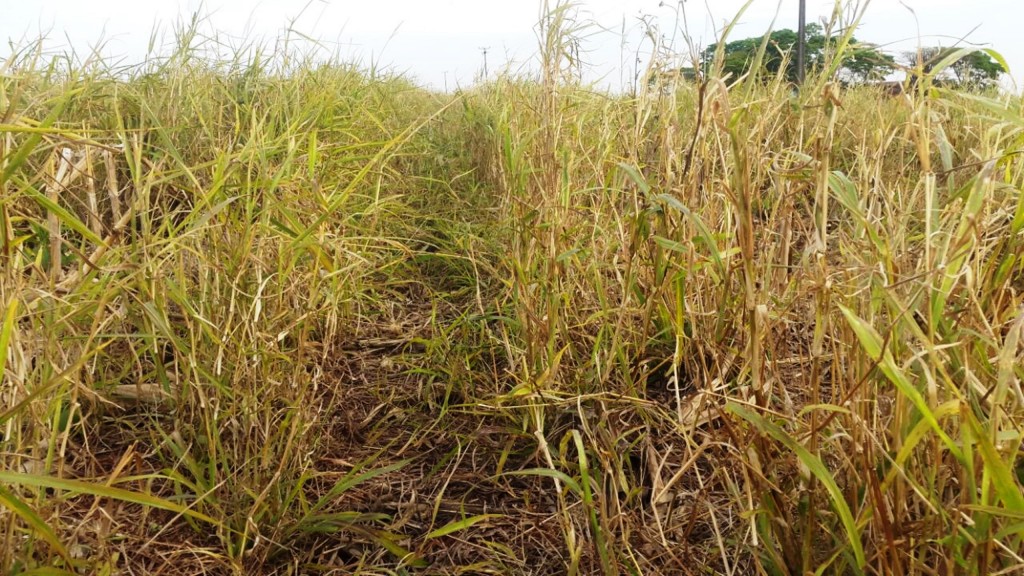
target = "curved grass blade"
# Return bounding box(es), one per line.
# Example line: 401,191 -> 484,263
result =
17,177 -> 105,247
727,402 -> 866,573
500,468 -> 582,495
838,305 -> 962,461
0,88 -> 82,188
0,485 -> 70,561
0,297 -> 17,381
0,471 -> 222,528
308,459 -> 410,517
964,413 -> 1024,512
425,514 -> 503,539
16,568 -> 79,576
348,525 -> 429,569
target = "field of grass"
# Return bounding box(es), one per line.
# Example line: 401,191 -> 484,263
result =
2,4 -> 1023,575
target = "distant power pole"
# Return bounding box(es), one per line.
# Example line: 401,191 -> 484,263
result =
479,47 -> 490,79
796,0 -> 807,85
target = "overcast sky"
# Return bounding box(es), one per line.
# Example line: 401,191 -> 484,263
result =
2,0 -> 1019,91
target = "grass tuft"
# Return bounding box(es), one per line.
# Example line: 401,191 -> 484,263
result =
2,3 -> 1023,574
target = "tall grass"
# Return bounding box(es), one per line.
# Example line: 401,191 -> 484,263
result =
2,2 -> 1023,574
1,25 -> 459,573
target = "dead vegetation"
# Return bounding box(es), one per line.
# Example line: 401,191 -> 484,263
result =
2,2 -> 1024,575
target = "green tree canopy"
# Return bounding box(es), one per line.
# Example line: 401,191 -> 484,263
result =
702,24 -> 895,83
841,44 -> 897,82
905,47 -> 1006,88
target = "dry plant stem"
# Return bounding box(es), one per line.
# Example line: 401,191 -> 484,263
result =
0,6 -> 1022,575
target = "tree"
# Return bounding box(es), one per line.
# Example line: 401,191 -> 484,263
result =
841,44 -> 896,82
702,24 -> 894,83
906,47 -> 1006,88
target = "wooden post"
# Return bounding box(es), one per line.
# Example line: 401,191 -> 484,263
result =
797,0 -> 807,85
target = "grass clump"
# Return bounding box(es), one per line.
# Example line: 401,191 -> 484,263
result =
2,2 -> 1024,574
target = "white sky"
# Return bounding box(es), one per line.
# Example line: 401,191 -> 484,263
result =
2,0 -> 1020,91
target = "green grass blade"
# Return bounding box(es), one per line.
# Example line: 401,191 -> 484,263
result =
309,459 -> 410,516
964,414 -> 1024,512
16,177 -> 106,247
0,471 -> 222,528
838,305 -> 962,460
425,514 -> 503,539
0,297 -> 18,381
16,568 -> 80,576
728,402 -> 866,572
0,88 -> 81,188
0,484 -> 70,561
500,468 -> 582,495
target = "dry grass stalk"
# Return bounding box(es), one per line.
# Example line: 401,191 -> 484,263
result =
0,4 -> 1021,575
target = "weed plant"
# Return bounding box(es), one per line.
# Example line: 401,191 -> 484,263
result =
1,2 -> 1023,574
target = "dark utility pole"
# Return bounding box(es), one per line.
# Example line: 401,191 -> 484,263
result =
796,0 -> 807,84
